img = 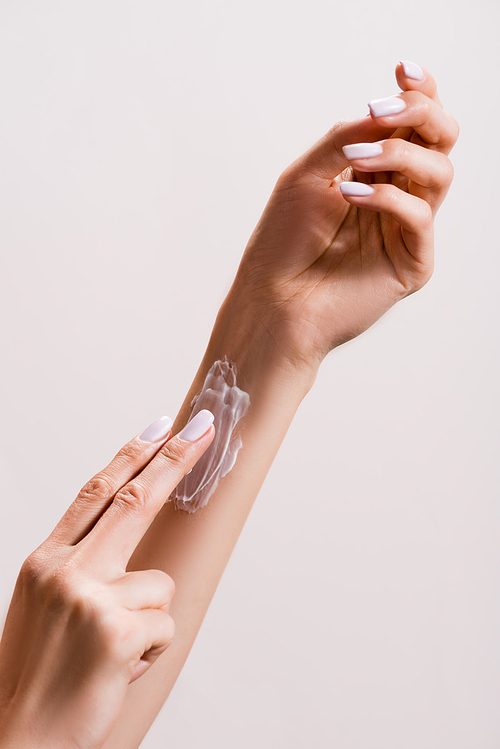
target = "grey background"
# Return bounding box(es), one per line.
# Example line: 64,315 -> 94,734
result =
1,1 -> 499,747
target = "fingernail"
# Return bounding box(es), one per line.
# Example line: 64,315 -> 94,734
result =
177,409 -> 214,442
342,142 -> 383,160
368,96 -> 406,118
340,182 -> 374,197
139,415 -> 173,443
400,59 -> 424,81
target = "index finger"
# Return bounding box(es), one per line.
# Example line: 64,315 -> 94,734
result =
49,415 -> 174,546
81,410 -> 215,570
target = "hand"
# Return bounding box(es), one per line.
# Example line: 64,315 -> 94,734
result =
233,62 -> 459,369
0,412 -> 214,749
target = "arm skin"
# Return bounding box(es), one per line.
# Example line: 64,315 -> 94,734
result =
102,63 -> 458,748
102,288 -> 317,748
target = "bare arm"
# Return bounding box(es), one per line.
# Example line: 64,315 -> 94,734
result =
102,289 -> 317,748
102,62 -> 458,748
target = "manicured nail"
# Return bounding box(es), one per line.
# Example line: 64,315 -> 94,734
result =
400,59 -> 424,81
342,142 -> 383,160
177,409 -> 214,442
368,96 -> 406,118
340,182 -> 374,197
139,415 -> 173,443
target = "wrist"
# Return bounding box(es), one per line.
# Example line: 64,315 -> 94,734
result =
212,283 -> 319,397
170,277 -> 323,455
172,283 -> 318,439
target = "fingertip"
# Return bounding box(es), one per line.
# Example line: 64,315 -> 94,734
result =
200,422 -> 216,448
176,410 -> 215,443
398,59 -> 425,82
138,416 -> 174,444
396,60 -> 441,104
340,181 -> 375,197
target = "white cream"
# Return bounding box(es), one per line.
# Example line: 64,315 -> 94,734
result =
171,358 -> 250,513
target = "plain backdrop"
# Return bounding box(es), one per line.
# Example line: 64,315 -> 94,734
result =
0,1 -> 499,747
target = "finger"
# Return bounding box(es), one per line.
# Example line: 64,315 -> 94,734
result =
49,416 -> 174,546
129,658 -> 151,684
395,60 -> 443,107
127,608 -> 175,684
363,61 -> 442,152
368,90 -> 459,155
343,139 -> 454,212
111,569 -> 175,611
82,410 -> 215,568
291,116 -> 395,181
339,181 -> 434,284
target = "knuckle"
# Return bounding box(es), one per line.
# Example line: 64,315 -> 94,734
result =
449,116 -> 460,144
420,201 -> 434,229
158,571 -> 176,601
149,566 -> 174,586
41,567 -> 78,606
116,440 -> 146,464
442,157 -> 455,187
423,263 -> 434,286
428,153 -> 454,189
20,554 -> 120,636
160,612 -> 176,646
330,118 -> 348,142
419,94 -> 433,118
385,185 -> 404,211
19,551 -> 47,587
402,258 -> 434,295
407,91 -> 428,119
393,139 -> 411,164
78,473 -> 114,502
98,613 -> 133,659
114,483 -> 150,514
158,440 -> 187,469
100,612 -> 127,646
413,262 -> 434,292
23,558 -> 84,610
331,119 -> 350,159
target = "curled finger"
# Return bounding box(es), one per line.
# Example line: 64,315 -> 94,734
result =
111,569 -> 175,611
395,60 -> 443,106
343,139 -> 454,211
339,181 -> 434,286
127,609 -> 176,684
368,90 -> 459,155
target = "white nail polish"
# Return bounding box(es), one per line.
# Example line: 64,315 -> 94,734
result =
177,409 -> 214,442
139,416 -> 173,443
368,96 -> 406,118
400,59 -> 424,81
342,142 -> 383,160
340,182 -> 374,197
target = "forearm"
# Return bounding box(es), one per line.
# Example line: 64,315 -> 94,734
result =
102,286 -> 318,749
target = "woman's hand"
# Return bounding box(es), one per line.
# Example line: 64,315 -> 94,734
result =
233,62 -> 459,369
0,412 -> 214,749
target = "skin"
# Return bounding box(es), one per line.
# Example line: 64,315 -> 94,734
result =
0,63 -> 458,748
235,64 -> 457,366
0,425 -> 215,748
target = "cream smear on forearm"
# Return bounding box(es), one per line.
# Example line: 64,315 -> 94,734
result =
171,358 -> 250,513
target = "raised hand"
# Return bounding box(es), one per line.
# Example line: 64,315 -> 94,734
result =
234,62 -> 459,367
